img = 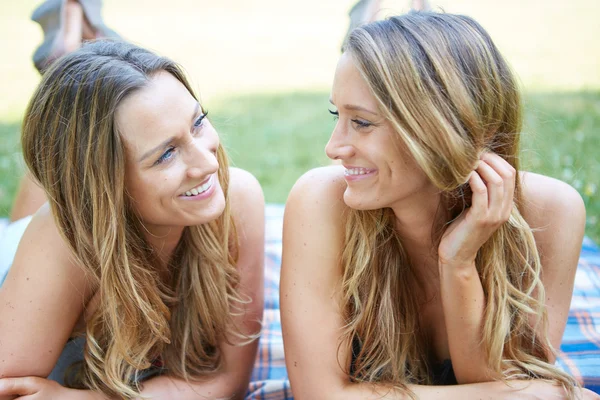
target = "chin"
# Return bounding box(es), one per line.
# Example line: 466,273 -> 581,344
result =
343,190 -> 380,211
189,192 -> 226,226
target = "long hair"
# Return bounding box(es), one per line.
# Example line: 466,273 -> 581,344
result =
340,12 -> 578,396
21,40 -> 249,398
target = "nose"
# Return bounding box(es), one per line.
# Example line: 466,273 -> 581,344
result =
325,123 -> 355,161
184,128 -> 220,179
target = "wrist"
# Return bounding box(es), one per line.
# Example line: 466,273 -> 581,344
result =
438,259 -> 477,278
67,389 -> 112,400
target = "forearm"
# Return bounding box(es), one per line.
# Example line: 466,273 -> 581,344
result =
63,374 -> 246,400
440,261 -> 494,383
332,380 -> 573,400
135,374 -> 246,400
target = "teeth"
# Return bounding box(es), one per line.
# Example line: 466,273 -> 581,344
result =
345,168 -> 372,176
183,176 -> 213,197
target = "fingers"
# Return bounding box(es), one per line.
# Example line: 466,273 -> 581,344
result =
481,152 -> 516,217
468,168 -> 488,217
0,377 -> 40,396
468,152 -> 516,226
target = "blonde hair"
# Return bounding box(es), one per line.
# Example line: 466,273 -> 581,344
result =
21,41 -> 249,398
340,12 -> 578,396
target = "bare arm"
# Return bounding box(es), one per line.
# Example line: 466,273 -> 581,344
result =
520,172 -> 586,360
0,205 -> 94,400
280,167 -> 584,400
438,153 -> 518,383
0,168 -> 265,400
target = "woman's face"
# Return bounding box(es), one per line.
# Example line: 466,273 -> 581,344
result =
326,53 -> 434,211
115,71 -> 225,234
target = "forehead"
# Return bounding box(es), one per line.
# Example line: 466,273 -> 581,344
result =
331,52 -> 378,109
115,71 -> 196,150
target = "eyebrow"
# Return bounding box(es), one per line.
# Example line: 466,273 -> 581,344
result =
329,98 -> 378,116
138,102 -> 200,163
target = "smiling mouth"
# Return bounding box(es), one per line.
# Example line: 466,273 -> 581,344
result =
182,175 -> 213,197
344,167 -> 376,176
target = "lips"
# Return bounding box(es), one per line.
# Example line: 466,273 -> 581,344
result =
344,166 -> 377,176
181,175 -> 213,197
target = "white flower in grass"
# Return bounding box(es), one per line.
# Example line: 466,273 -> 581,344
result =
584,183 -> 597,197
562,168 -> 574,180
563,155 -> 574,166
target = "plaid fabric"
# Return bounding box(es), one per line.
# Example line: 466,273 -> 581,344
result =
247,205 -> 293,400
247,206 -> 600,398
557,236 -> 600,392
2,207 -> 599,398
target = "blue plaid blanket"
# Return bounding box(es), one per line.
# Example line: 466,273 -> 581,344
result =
1,207 -> 598,398
247,205 -> 600,399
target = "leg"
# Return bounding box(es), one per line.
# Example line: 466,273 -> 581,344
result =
9,174 -> 47,222
410,0 -> 431,11
341,0 -> 382,51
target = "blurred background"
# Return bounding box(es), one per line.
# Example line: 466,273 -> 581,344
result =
1,0 -> 599,241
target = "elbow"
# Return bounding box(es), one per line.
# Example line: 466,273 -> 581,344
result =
291,382 -> 349,400
455,368 -> 500,385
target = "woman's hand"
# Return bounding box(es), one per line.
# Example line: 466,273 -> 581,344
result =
438,152 -> 516,268
0,377 -> 103,400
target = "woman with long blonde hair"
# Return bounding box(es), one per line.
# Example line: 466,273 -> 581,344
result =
0,40 -> 264,400
281,11 -> 597,399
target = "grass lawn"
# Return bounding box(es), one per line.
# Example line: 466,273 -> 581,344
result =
0,0 -> 599,242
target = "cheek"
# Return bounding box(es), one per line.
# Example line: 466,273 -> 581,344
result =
126,170 -> 176,208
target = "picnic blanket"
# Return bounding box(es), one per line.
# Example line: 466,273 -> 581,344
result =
1,206 -> 598,398
246,205 -> 600,399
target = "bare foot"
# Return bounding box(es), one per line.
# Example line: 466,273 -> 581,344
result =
411,0 -> 431,11
63,0 -> 84,53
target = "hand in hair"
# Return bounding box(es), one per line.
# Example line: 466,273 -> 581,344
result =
437,152 -> 516,384
438,152 -> 516,268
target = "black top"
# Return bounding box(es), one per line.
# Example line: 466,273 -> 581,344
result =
351,338 -> 457,385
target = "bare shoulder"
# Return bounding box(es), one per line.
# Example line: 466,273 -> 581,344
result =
519,171 -> 586,233
227,167 -> 264,277
286,165 -> 348,224
0,204 -> 92,377
14,204 -> 87,281
227,167 -> 265,226
227,167 -> 265,244
282,166 -> 349,280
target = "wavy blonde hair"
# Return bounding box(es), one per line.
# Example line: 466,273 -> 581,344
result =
340,12 -> 578,396
21,41 -> 249,399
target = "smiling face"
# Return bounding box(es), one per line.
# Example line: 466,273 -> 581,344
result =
115,71 -> 225,235
326,52 -> 435,211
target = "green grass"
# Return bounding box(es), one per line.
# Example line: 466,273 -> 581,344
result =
211,92 -> 334,203
1,0 -> 599,243
0,121 -> 25,217
521,92 -> 600,242
1,91 -> 599,244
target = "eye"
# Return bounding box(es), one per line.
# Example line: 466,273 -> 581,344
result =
352,119 -> 373,129
194,110 -> 209,129
154,146 -> 176,165
328,109 -> 339,121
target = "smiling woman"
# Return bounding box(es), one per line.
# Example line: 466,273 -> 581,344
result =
281,11 -> 597,400
0,40 -> 264,400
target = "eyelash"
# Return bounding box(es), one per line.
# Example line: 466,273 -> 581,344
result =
194,110 -> 209,129
328,109 -> 373,129
155,147 -> 175,165
154,110 -> 209,166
